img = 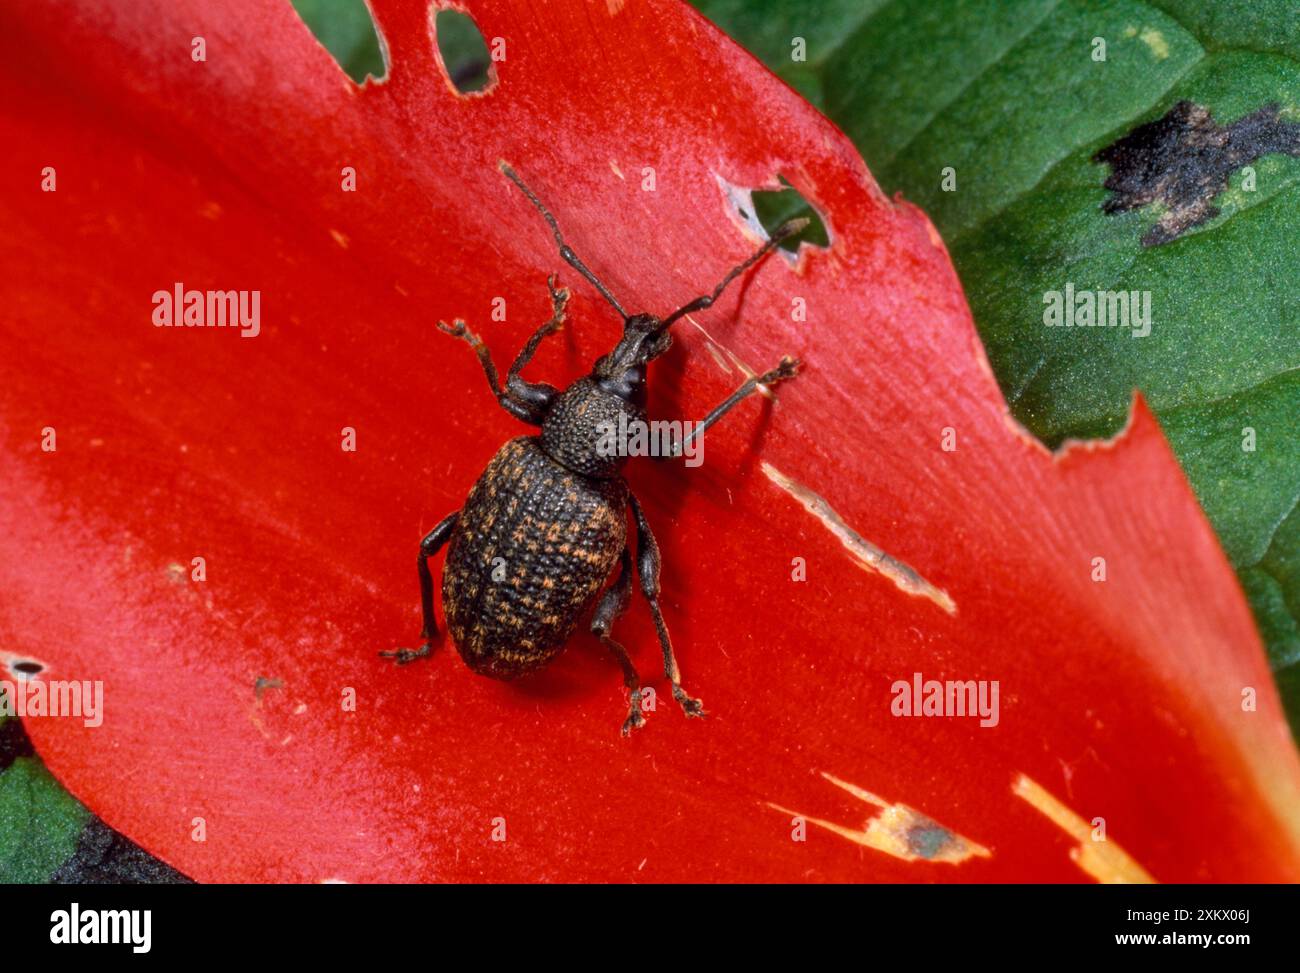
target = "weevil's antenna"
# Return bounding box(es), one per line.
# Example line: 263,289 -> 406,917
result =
656,217 -> 809,332
498,161 -> 629,320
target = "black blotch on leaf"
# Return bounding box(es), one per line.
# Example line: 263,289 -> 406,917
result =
51,818 -> 194,885
0,712 -> 36,772
1094,100 -> 1300,247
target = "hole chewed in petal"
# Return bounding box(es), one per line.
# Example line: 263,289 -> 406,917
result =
721,174 -> 830,259
290,0 -> 387,84
433,8 -> 496,95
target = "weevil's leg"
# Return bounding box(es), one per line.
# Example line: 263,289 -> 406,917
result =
415,513 -> 459,639
438,319 -> 502,397
499,161 -> 630,320
627,494 -> 704,719
503,275 -> 568,415
508,276 -> 568,377
653,356 -> 801,461
438,318 -> 550,425
591,548 -> 645,735
658,218 -> 808,330
381,511 -> 459,665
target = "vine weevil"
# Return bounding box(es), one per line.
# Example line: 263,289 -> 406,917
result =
383,162 -> 804,734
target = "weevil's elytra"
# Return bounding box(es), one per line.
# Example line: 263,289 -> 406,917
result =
445,437 -> 628,678
383,162 -> 804,734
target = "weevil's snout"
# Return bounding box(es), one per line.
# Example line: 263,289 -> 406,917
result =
594,316 -> 672,379
627,315 -> 673,362
639,326 -> 673,362
622,313 -> 673,359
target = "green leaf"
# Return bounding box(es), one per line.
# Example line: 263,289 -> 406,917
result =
0,753 -> 89,883
693,0 -> 1300,735
290,0 -> 385,83
684,0 -> 882,105
431,8 -> 493,94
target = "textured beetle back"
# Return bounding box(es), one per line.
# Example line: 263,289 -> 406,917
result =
442,437 -> 628,678
539,378 -> 644,479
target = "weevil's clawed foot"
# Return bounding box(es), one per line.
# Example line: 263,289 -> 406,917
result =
380,643 -> 433,666
436,319 -> 468,338
620,690 -> 648,737
545,275 -> 570,329
673,686 -> 706,719
774,216 -> 811,242
758,356 -> 801,388
620,708 -> 647,737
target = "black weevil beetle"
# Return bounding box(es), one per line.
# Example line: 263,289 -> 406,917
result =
383,162 -> 804,734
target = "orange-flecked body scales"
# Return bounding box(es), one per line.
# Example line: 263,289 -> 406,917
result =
442,437 -> 628,678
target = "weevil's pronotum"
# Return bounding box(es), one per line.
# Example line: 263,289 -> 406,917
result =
383,162 -> 804,734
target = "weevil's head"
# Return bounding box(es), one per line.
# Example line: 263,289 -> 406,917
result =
539,314 -> 670,478
590,313 -> 672,404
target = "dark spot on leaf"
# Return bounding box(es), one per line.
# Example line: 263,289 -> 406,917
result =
0,712 -> 36,772
1094,101 -> 1300,247
50,818 -> 193,884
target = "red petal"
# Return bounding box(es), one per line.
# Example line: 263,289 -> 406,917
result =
2,0 -> 1297,882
